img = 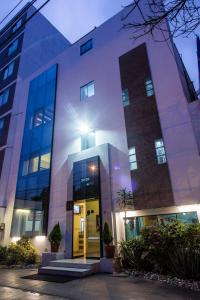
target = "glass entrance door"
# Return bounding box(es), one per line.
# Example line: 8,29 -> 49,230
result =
73,199 -> 100,258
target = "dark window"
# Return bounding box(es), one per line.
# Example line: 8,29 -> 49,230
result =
81,131 -> 95,150
3,62 -> 15,80
0,118 -> 4,133
80,39 -> 93,55
0,88 -> 9,107
8,39 -> 18,56
12,19 -> 22,33
73,156 -> 100,201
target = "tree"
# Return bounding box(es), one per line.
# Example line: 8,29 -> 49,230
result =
122,0 -> 200,39
117,188 -> 134,240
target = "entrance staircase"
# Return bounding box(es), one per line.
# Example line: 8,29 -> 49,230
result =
39,258 -> 100,278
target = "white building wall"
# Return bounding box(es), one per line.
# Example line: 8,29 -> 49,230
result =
1,3 -> 200,249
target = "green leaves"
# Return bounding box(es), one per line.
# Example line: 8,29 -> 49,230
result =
120,222 -> 200,279
48,222 -> 62,246
102,222 -> 113,245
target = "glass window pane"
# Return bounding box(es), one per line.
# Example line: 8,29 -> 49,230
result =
0,119 -> 4,129
87,82 -> 95,97
80,85 -> 88,100
130,162 -> 137,170
129,147 -> 135,155
22,160 -> 29,176
40,153 -> 51,170
29,157 -> 39,173
8,39 -> 18,55
80,39 -> 93,55
145,78 -> 154,96
129,154 -> 136,163
33,111 -> 43,127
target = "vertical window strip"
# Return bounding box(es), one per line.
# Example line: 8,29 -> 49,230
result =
128,147 -> 137,170
155,138 -> 167,164
145,78 -> 154,96
122,88 -> 130,106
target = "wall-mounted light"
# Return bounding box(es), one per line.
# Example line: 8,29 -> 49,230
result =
16,209 -> 31,214
89,164 -> 96,171
79,123 -> 92,134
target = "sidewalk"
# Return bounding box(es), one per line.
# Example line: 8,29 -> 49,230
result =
0,268 -> 199,300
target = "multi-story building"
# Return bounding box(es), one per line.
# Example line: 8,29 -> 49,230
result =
0,3 -> 200,258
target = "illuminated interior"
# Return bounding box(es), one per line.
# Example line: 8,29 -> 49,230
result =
73,199 -> 100,258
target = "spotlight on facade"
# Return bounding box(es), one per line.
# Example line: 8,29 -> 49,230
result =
89,164 -> 96,171
35,235 -> 46,242
79,123 -> 92,134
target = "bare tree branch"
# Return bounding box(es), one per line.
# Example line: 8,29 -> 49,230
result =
122,0 -> 200,39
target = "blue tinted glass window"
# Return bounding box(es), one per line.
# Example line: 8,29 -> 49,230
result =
80,39 -> 93,55
12,64 -> 57,237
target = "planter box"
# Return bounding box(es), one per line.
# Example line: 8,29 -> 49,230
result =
41,252 -> 65,266
100,257 -> 113,273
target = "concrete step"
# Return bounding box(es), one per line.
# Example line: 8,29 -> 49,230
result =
39,266 -> 93,277
48,259 -> 99,270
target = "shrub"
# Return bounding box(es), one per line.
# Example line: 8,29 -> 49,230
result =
168,247 -> 200,280
120,222 -> 200,279
48,223 -> 62,247
120,237 -> 152,271
0,246 -> 7,263
0,237 -> 38,266
17,237 -> 38,264
6,243 -> 22,265
102,222 -> 113,245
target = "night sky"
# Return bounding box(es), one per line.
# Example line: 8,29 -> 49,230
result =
0,0 -> 199,90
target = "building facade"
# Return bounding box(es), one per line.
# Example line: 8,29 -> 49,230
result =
0,3 -> 200,257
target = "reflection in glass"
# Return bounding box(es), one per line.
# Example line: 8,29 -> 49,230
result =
12,64 -> 57,237
126,211 -> 198,239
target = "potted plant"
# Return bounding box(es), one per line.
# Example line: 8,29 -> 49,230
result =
102,222 -> 115,258
48,222 -> 62,252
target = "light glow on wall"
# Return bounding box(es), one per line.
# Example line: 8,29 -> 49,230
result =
35,235 -> 46,242
16,209 -> 31,214
79,122 -> 92,134
12,237 -> 21,243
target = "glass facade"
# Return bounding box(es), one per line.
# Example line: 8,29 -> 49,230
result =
126,212 -> 198,239
73,156 -> 100,201
11,64 -> 57,237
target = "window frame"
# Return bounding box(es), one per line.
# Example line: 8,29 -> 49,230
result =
3,62 -> 15,80
122,88 -> 130,107
8,39 -> 18,56
155,138 -> 167,164
0,88 -> 9,107
80,38 -> 93,55
80,81 -> 95,101
145,78 -> 154,97
128,147 -> 137,171
12,19 -> 22,33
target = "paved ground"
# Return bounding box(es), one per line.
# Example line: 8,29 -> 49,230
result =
0,269 -> 199,300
